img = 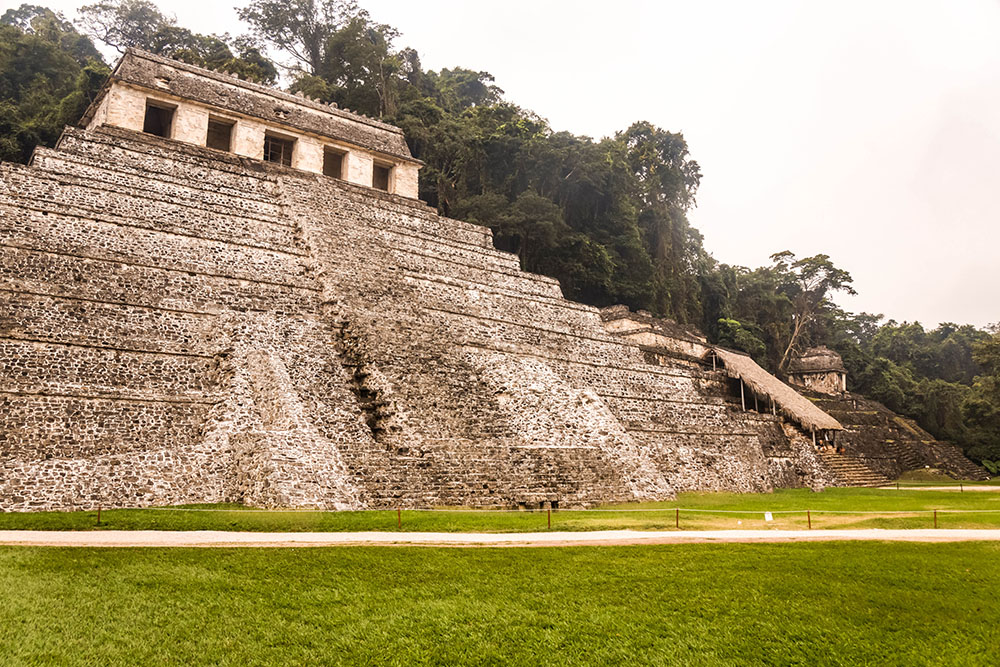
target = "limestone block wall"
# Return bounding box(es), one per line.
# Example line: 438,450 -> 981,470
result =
809,391 -> 988,480
789,371 -> 846,396
0,127 -> 326,510
2,123 -> 837,511
282,170 -> 828,502
204,319 -> 368,510
394,163 -> 420,200
232,118 -> 267,160
293,135 -> 324,173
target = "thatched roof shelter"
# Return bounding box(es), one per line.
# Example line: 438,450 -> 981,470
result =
712,348 -> 843,433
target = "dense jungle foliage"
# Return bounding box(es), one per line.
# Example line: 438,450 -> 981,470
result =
2,0 -> 998,463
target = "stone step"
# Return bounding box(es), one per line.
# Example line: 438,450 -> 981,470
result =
1,245 -> 319,314
0,197 -> 311,288
284,171 -> 459,229
0,339 -> 214,399
31,149 -> 287,226
0,163 -> 303,256
72,126 -> 280,198
819,452 -> 891,487
300,204 -> 543,290
32,142 -> 281,218
0,392 -> 211,459
0,291 -> 216,356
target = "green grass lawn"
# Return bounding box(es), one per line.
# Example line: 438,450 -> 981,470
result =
1,543 -> 997,665
4,486 -> 1000,533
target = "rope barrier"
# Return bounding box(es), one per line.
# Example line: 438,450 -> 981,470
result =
105,506 -> 1000,515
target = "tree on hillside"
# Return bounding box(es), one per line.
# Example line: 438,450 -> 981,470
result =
0,4 -> 107,162
77,0 -> 165,52
241,0 -> 400,116
430,68 -> 503,112
770,251 -> 856,372
238,0 -> 349,73
78,0 -> 277,83
965,327 -> 1000,462
621,121 -> 703,321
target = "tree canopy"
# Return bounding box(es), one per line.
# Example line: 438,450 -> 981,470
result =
0,4 -> 107,162
78,0 -> 277,83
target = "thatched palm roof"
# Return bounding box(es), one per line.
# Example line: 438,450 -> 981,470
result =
713,348 -> 843,432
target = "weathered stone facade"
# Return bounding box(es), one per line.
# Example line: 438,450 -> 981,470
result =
807,391 -> 989,482
83,50 -> 421,198
0,53 -> 984,511
788,346 -> 848,395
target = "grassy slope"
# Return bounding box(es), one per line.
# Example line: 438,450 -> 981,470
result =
1,543 -> 997,665
4,487 -> 1000,532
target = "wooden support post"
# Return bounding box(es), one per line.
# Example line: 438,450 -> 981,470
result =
807,510 -> 811,530
712,354 -> 716,371
771,399 -> 776,416
754,393 -> 759,412
397,508 -> 401,529
812,430 -> 816,447
675,508 -> 680,529
740,381 -> 746,412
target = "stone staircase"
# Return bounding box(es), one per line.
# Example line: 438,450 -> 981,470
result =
923,442 -> 991,481
330,319 -> 393,439
819,451 -> 892,487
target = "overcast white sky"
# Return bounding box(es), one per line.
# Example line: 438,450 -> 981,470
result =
13,0 -> 1000,327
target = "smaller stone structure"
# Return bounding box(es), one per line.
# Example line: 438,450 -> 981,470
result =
600,305 -> 711,360
787,346 -> 848,395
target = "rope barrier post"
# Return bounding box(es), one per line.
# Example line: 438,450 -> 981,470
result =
934,509 -> 938,529
547,508 -> 551,529
896,481 -> 899,491
807,510 -> 811,530
960,483 -> 964,492
397,508 -> 401,530
675,508 -> 680,529
96,505 -> 101,526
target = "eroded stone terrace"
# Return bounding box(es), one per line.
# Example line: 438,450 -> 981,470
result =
0,115 -> 843,511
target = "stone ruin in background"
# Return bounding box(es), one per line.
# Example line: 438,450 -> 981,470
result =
0,50 -> 985,511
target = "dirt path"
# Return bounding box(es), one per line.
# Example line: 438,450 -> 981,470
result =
3,529 -> 1000,547
878,485 -> 1000,492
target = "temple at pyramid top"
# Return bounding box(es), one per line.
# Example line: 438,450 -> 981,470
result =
80,49 -> 421,198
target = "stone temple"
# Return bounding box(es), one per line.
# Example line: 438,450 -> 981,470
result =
0,51 -> 986,511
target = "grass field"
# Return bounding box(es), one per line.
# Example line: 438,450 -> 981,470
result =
4,485 -> 1000,533
1,542 -> 997,665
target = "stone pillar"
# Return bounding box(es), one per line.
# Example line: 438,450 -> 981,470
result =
346,151 -> 374,188
232,119 -> 267,161
103,85 -> 147,132
394,163 -> 420,198
172,103 -> 208,145
293,135 -> 323,174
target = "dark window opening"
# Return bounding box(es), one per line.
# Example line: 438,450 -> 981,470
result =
206,118 -> 234,152
143,102 -> 174,138
264,133 -> 294,167
373,163 -> 391,191
323,148 -> 345,179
